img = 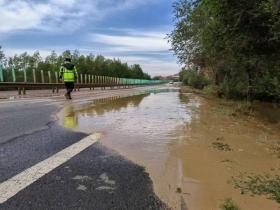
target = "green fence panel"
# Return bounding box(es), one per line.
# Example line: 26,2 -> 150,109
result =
12,66 -> 16,82
0,63 -> 3,82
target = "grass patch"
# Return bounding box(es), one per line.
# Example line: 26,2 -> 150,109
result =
180,86 -> 204,95
179,93 -> 190,104
220,198 -> 240,210
213,105 -> 236,116
202,85 -> 221,96
176,187 -> 182,193
233,173 -> 280,203
212,142 -> 232,151
212,101 -> 253,117
181,86 -> 254,117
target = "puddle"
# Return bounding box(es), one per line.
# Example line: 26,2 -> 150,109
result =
58,89 -> 280,210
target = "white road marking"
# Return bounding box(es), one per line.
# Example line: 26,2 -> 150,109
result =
0,133 -> 102,204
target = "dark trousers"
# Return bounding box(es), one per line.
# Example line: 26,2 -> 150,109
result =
65,82 -> 74,94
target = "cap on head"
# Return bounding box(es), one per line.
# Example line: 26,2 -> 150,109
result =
64,57 -> 71,62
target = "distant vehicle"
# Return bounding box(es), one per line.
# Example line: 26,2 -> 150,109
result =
169,81 -> 174,84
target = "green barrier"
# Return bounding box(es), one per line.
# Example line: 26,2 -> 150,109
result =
0,65 -> 170,85
0,62 -> 3,82
11,65 -> 16,82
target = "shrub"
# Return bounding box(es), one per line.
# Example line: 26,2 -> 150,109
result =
220,198 -> 240,210
181,69 -> 210,89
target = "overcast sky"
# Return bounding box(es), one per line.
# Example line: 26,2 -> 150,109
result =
0,0 -> 181,76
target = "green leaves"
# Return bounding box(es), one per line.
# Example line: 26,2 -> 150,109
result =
180,69 -> 210,89
220,198 -> 240,210
0,49 -> 151,81
233,173 -> 280,203
169,0 -> 280,101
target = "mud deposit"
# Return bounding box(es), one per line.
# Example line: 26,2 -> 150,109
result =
59,89 -> 280,210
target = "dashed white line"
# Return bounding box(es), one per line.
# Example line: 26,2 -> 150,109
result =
0,133 -> 102,204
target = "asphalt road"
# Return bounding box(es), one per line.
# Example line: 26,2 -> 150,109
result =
0,99 -> 59,145
0,99 -> 169,210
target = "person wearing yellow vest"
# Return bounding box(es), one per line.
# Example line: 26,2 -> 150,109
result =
59,58 -> 78,99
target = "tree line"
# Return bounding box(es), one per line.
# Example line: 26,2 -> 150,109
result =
0,47 -> 151,82
169,0 -> 280,101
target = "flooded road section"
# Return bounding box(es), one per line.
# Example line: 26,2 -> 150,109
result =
58,89 -> 280,210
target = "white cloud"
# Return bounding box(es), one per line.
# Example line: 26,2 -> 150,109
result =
107,55 -> 180,76
90,30 -> 170,52
87,29 -> 179,75
50,0 -> 76,6
93,34 -> 169,51
142,61 -> 180,76
4,48 -> 53,58
0,1 -> 53,32
0,0 -> 159,33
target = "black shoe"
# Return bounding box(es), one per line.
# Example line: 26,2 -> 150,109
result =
64,93 -> 70,100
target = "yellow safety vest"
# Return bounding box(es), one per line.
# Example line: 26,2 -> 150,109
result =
59,62 -> 77,82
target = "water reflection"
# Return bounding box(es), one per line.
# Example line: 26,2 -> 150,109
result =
83,94 -> 149,116
60,88 -> 180,130
59,90 -> 194,209
59,93 -> 153,131
63,105 -> 78,129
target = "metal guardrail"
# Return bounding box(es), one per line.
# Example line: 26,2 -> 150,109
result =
0,73 -> 168,95
0,66 -> 169,94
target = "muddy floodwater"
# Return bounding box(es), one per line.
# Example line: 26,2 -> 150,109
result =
59,89 -> 280,210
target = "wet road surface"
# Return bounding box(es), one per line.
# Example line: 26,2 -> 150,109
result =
0,99 -> 59,144
0,87 -> 170,210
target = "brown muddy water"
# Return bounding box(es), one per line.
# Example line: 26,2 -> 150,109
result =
58,89 -> 280,210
